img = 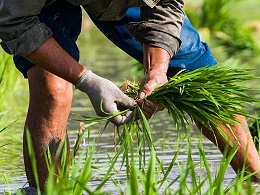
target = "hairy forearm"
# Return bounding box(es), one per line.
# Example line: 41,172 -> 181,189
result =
143,44 -> 170,74
137,44 -> 170,100
26,37 -> 86,84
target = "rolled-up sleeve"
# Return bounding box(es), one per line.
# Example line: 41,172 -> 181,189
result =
126,0 -> 184,57
0,0 -> 53,56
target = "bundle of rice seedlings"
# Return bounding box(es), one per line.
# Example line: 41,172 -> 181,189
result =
120,62 -> 258,135
108,62 -> 259,174
74,62 -> 258,186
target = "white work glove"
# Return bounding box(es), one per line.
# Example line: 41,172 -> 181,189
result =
75,70 -> 137,126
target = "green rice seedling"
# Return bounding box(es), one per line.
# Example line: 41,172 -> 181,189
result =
122,124 -> 171,195
214,18 -> 258,59
108,108 -> 194,195
24,143 -> 40,193
74,61 -> 258,194
138,150 -> 159,195
0,52 -> 8,83
117,62 -> 258,194
17,111 -> 258,195
157,132 -> 258,195
223,169 -> 258,194
249,116 -> 259,150
186,138 -> 204,195
15,62 -> 257,194
72,108 -> 129,129
195,131 -> 259,195
173,151 -> 206,194
92,136 -> 129,194
157,140 -> 182,192
122,119 -> 141,195
80,107 -> 171,194
2,173 -> 11,195
121,62 -> 258,143
200,0 -> 241,31
16,128 -> 96,195
184,0 -> 258,61
0,51 -> 28,132
162,135 -> 206,195
185,0 -> 241,31
0,120 -> 17,135
75,104 -> 162,170
44,128 -> 98,195
21,129 -> 41,195
208,145 -> 238,195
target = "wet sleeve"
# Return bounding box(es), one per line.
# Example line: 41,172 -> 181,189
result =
0,0 -> 53,56
126,0 -> 184,57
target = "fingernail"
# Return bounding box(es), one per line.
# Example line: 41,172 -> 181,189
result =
139,92 -> 145,99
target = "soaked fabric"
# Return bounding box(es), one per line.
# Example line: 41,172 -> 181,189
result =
13,0 -> 82,78
87,7 -> 217,77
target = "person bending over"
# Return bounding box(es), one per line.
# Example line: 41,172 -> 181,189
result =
0,0 -> 258,192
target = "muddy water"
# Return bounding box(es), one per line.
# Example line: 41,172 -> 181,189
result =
0,19 -> 244,194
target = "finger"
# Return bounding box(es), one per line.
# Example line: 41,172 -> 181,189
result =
142,110 -> 153,120
147,100 -> 164,112
103,101 -> 135,126
137,99 -> 163,119
143,100 -> 157,114
138,100 -> 159,113
138,82 -> 154,99
117,92 -> 137,109
137,99 -> 145,106
139,80 -> 162,99
109,110 -> 134,126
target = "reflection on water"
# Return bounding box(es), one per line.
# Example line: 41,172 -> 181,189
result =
0,18 -> 240,194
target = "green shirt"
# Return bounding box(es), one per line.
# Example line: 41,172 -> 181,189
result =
0,0 -> 184,57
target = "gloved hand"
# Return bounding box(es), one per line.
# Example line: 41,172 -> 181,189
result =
75,70 -> 137,126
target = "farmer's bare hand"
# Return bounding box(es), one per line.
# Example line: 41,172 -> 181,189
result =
137,99 -> 164,119
137,69 -> 167,119
138,44 -> 170,119
138,68 -> 168,99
